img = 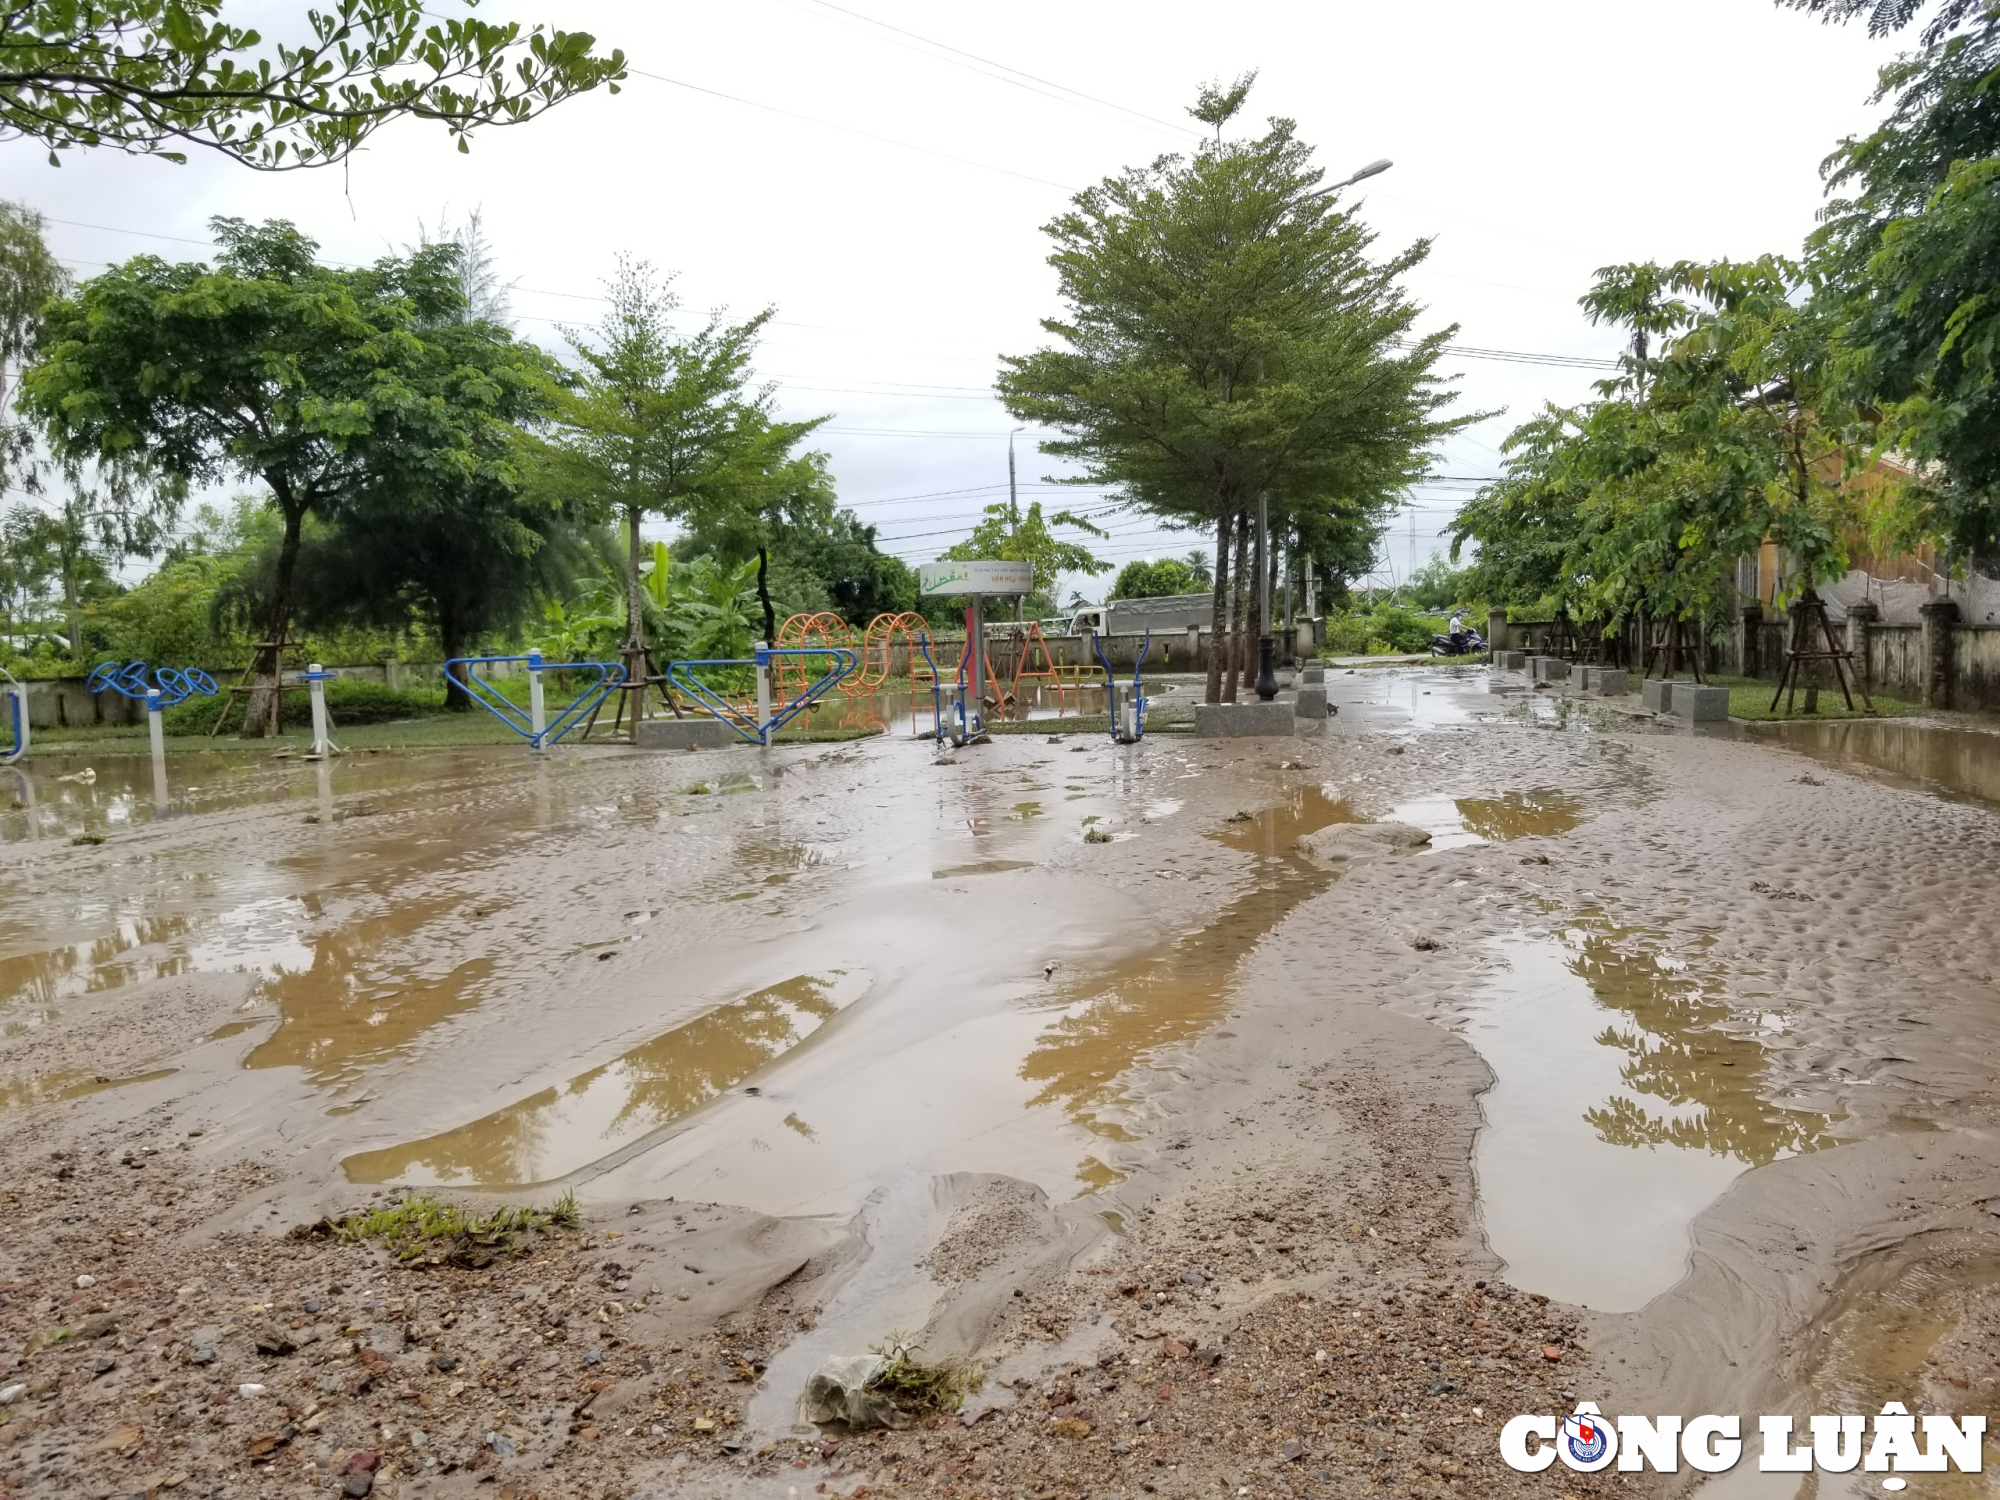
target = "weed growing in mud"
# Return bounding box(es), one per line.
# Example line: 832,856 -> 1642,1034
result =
294,1191 -> 579,1267
683,782 -> 713,795
869,1335 -> 983,1413
1084,826 -> 1114,844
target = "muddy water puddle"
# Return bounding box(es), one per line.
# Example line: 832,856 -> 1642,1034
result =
343,973 -> 867,1187
1796,1237 -> 2000,1499
1021,785 -> 1358,1159
1753,718 -> 2000,810
1387,787 -> 1584,851
1463,921 -> 1834,1312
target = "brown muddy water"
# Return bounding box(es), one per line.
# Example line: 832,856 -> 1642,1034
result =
1753,717 -> 2000,809
1459,921 -> 1836,1313
12,667 -> 2000,1466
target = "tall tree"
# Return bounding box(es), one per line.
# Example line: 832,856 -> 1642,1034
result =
1807,5 -> 2000,565
998,76 -> 1469,703
288,242 -> 571,706
527,261 -> 826,671
23,219 -> 522,732
0,1 -> 624,170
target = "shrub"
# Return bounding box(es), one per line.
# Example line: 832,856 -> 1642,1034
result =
1368,606 -> 1440,654
160,677 -> 448,735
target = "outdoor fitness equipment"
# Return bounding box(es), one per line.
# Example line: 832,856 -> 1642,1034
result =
918,632 -> 991,750
0,666 -> 25,765
293,664 -> 341,759
445,651 -> 627,751
1094,630 -> 1151,745
89,659 -> 221,761
666,644 -> 857,747
87,659 -> 220,708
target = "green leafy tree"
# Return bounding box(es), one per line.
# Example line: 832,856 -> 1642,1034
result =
0,1 -> 624,170
23,219 -> 537,732
526,261 -> 826,668
998,76 -> 1470,702
1807,6 -> 2000,563
1108,555 -> 1202,599
288,240 -> 572,707
941,499 -> 1108,617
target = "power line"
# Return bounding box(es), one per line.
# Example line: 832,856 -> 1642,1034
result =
625,66 -> 1071,192
777,0 -> 1196,141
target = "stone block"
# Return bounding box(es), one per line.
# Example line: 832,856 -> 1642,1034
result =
1300,665 -> 1326,685
1671,684 -> 1730,723
1530,656 -> 1570,683
633,715 -> 742,750
1492,650 -> 1528,673
1194,701 -> 1294,738
1641,678 -> 1676,714
1294,685 -> 1329,720
1590,667 -> 1629,696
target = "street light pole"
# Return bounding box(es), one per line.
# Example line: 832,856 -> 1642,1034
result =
1299,157 -> 1393,207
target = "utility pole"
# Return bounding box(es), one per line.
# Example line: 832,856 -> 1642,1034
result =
1008,427 -> 1025,622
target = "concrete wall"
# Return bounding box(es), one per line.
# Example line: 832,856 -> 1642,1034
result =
1732,607 -> 2000,711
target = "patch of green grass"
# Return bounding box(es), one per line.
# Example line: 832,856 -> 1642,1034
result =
1707,674 -> 1921,722
868,1335 -> 983,1414
295,1191 -> 579,1268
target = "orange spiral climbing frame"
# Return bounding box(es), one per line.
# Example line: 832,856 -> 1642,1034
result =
774,612 -> 856,699
856,610 -> 930,688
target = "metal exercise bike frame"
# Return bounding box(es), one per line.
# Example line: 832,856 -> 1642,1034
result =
1094,629 -> 1151,744
665,646 -> 857,747
87,660 -> 220,708
445,652 -> 627,750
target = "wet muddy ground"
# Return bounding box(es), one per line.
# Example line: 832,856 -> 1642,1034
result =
4,666 -> 2000,1498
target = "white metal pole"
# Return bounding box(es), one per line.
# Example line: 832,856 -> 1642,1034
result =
147,687 -> 167,813
755,641 -> 772,747
307,663 -> 333,758
528,649 -> 547,749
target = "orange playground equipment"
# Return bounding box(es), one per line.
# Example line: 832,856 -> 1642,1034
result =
774,613 -> 855,700
856,611 -> 930,689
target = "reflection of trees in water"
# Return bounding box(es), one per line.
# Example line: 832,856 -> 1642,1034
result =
1021,857 -> 1329,1139
1454,790 -> 1582,843
601,978 -> 833,1134
1571,930 -> 1832,1165
344,977 -> 838,1187
1,909 -> 199,1007
246,893 -> 487,1082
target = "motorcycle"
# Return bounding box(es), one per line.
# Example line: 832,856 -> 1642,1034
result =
1430,627 -> 1487,657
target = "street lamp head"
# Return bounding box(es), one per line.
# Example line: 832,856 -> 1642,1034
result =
1347,158 -> 1393,185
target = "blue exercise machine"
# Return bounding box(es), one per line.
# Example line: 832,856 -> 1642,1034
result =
1094,630 -> 1151,744
445,652 -> 627,750
665,645 -> 857,747
0,667 -> 24,765
87,659 -> 220,707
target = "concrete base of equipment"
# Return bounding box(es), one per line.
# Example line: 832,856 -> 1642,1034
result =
1641,678 -> 1676,713
1294,686 -> 1330,720
1300,665 -> 1326,685
1672,684 -> 1730,723
634,716 -> 741,750
1493,650 -> 1528,672
1530,656 -> 1570,683
1581,666 -> 1629,696
1195,701 -> 1295,738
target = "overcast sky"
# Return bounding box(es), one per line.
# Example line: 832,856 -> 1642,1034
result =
3,0 -> 1902,602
